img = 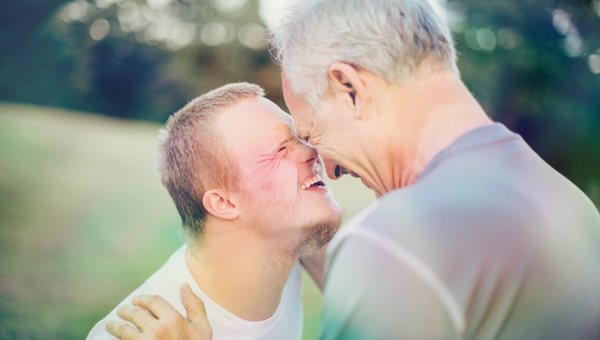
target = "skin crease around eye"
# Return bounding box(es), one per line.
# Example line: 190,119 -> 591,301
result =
243,133 -> 303,198
243,119 -> 309,194
249,150 -> 295,192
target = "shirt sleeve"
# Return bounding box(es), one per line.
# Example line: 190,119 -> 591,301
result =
319,230 -> 462,340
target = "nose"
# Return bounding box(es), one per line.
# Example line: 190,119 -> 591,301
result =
296,141 -> 318,166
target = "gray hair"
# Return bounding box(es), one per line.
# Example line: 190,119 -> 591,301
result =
270,0 -> 458,110
155,83 -> 265,244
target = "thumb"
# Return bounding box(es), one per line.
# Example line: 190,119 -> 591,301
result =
181,283 -> 210,327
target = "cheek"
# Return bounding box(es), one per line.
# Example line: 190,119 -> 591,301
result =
267,158 -> 297,201
247,158 -> 298,203
257,159 -> 299,225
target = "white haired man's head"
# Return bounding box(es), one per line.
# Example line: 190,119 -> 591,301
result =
270,0 -> 458,111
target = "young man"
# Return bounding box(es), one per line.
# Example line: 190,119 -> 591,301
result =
87,83 -> 342,340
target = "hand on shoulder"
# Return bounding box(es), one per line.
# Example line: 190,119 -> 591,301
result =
106,283 -> 212,340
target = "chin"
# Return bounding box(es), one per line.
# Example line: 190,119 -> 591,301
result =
306,188 -> 340,210
294,205 -> 344,255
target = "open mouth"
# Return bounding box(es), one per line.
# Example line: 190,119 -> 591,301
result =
301,174 -> 326,190
309,180 -> 325,188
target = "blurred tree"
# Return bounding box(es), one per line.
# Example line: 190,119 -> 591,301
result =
445,0 -> 600,203
0,0 -> 281,121
0,0 -> 72,107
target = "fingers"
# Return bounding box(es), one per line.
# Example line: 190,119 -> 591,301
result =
106,320 -> 140,340
181,283 -> 210,328
116,304 -> 157,332
131,294 -> 177,320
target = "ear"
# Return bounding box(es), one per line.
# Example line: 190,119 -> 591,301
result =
327,62 -> 369,120
202,189 -> 240,221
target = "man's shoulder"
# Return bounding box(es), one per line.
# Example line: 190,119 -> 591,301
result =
328,200 -> 379,253
86,246 -> 188,340
123,245 -> 189,301
361,140 -> 585,238
366,182 -> 526,234
327,164 -> 548,269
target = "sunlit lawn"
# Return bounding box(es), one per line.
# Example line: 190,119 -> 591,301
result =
0,102 -> 375,340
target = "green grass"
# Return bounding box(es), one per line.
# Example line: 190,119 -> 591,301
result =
0,102 -> 375,340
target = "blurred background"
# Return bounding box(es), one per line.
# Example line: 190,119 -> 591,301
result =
0,0 -> 599,339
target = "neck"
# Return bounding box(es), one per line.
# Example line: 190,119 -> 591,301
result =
365,69 -> 493,195
185,220 -> 299,321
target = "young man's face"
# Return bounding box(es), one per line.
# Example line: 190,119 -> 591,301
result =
218,96 -> 342,249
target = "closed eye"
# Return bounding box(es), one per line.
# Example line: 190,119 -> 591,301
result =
278,146 -> 286,152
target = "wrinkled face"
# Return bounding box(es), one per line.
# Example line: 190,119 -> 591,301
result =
218,96 -> 342,246
282,71 -> 371,190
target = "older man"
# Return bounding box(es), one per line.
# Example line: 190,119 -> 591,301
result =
110,0 -> 600,339
274,0 -> 600,339
91,83 -> 342,340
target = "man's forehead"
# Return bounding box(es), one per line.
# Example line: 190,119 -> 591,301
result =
220,97 -> 295,152
289,105 -> 314,139
281,73 -> 316,135
281,96 -> 310,136
221,97 -> 288,125
257,97 -> 294,128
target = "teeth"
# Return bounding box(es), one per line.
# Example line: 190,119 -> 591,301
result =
301,175 -> 322,190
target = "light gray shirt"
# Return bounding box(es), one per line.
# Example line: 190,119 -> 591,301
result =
321,123 -> 600,340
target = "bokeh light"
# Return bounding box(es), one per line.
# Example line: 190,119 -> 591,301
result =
56,0 -> 271,51
60,0 -> 95,22
89,18 -> 110,40
497,29 -> 518,50
201,21 -> 227,46
213,0 -> 247,13
259,0 -> 303,28
444,1 -> 467,32
238,23 -> 267,50
476,28 -> 496,51
589,53 -> 600,74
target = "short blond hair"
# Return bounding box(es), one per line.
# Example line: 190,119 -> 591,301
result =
156,83 -> 265,243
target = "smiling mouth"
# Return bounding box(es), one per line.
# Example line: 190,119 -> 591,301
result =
335,165 -> 359,178
301,174 -> 326,190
